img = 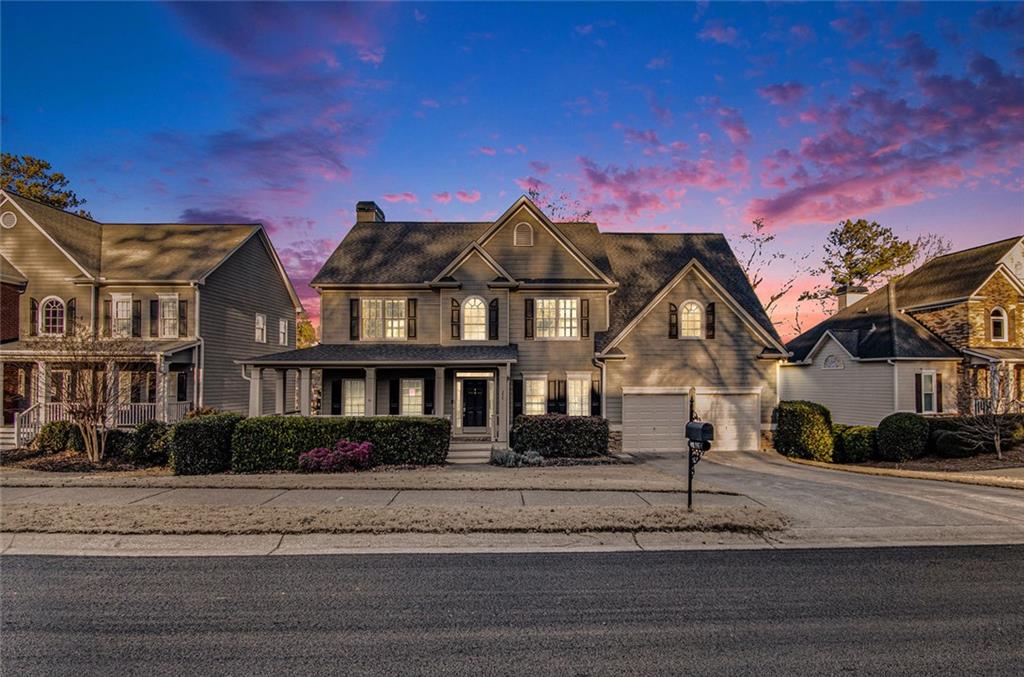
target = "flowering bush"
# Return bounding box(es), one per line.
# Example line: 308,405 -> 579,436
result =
297,439 -> 373,473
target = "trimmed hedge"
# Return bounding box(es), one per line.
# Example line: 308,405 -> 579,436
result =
170,412 -> 244,475
773,401 -> 833,462
510,414 -> 609,458
34,421 -> 85,453
104,429 -> 136,461
231,415 -> 451,472
835,426 -> 876,464
876,412 -> 929,461
128,420 -> 172,467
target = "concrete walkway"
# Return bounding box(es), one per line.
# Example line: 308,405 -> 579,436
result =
0,485 -> 752,509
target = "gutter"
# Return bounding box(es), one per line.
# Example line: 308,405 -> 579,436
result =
194,283 -> 205,407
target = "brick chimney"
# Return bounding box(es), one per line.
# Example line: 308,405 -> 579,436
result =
356,201 -> 385,223
835,284 -> 869,311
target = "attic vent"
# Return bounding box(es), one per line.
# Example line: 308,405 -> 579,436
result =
0,211 -> 16,229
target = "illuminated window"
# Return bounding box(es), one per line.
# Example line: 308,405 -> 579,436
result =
524,377 -> 547,415
400,378 -> 423,415
567,377 -> 590,416
536,298 -> 578,339
361,299 -> 406,340
342,379 -> 365,416
462,297 -> 487,340
680,301 -> 702,338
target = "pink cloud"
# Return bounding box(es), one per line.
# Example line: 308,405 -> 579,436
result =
477,146 -> 497,156
646,54 -> 670,70
456,190 -> 481,203
698,20 -> 741,46
382,192 -> 417,203
717,107 -> 752,144
357,46 -> 385,65
757,82 -> 807,105
529,161 -> 551,175
789,24 -> 816,43
515,176 -> 550,192
433,192 -> 452,204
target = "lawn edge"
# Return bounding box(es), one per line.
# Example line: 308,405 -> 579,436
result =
786,457 -> 1024,490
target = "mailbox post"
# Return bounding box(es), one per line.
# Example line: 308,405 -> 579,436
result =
685,421 -> 714,511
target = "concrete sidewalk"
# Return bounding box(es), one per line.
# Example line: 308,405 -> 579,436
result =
0,485 -> 752,509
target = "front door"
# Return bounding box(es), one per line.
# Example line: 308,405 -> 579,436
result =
462,379 -> 488,428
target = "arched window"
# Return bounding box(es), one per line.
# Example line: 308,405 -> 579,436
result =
680,301 -> 702,338
991,307 -> 1008,341
462,297 -> 487,340
40,296 -> 66,336
513,222 -> 533,247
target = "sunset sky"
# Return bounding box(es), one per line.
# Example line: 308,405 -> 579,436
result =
3,2 -> 1022,338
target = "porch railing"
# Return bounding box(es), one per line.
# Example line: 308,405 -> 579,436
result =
14,404 -> 42,448
115,403 -> 157,428
167,401 -> 193,423
12,400 -> 195,447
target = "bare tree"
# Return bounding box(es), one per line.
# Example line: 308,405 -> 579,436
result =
526,187 -> 593,222
41,325 -> 145,463
735,217 -> 810,319
954,363 -> 1022,460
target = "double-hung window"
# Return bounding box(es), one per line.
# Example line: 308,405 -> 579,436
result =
400,378 -> 424,415
920,371 -> 937,414
159,294 -> 179,338
536,298 -> 578,339
567,375 -> 590,416
255,313 -> 267,343
342,379 -> 365,416
278,319 -> 289,346
524,377 -> 547,415
361,299 -> 406,340
112,294 -> 132,338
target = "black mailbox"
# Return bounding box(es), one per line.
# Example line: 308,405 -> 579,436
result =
686,421 -> 714,443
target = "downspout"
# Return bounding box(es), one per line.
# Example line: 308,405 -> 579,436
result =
592,357 -> 607,418
888,359 -> 898,412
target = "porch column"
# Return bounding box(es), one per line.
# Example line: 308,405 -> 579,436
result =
248,367 -> 263,417
36,361 -> 51,424
434,367 -> 445,418
155,355 -> 168,422
272,369 -> 287,414
496,364 -> 509,444
299,368 -> 311,415
364,367 -> 376,416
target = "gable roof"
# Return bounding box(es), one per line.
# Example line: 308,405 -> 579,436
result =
1,191 -> 302,310
894,236 -> 1022,309
0,252 -> 28,285
596,233 -> 782,352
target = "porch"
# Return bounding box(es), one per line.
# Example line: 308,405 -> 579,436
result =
961,348 -> 1024,415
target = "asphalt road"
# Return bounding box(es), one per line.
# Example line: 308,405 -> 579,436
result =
4,546 -> 1023,675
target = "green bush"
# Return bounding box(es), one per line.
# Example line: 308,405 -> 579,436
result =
930,429 -> 977,459
876,412 -> 929,461
170,412 -> 244,475
510,415 -> 609,458
103,429 -> 136,461
34,421 -> 85,453
128,420 -> 172,467
230,415 -> 451,472
831,424 -> 849,461
927,415 -> 1024,458
773,401 -> 833,462
835,426 -> 876,463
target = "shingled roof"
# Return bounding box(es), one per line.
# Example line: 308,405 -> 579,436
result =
786,236 -> 1024,362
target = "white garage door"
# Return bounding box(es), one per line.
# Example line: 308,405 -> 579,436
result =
695,393 -> 760,451
622,393 -> 689,452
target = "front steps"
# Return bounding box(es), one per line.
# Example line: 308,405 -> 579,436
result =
0,426 -> 16,451
447,438 -> 495,465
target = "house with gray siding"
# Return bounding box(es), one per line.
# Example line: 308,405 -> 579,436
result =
0,190 -> 302,448
781,236 -> 1024,425
243,196 -> 788,462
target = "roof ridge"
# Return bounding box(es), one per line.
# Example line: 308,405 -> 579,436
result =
925,235 -> 1021,262
3,190 -> 102,224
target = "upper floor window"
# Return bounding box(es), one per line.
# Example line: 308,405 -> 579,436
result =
159,294 -> 179,338
462,297 -> 487,340
361,298 -> 406,340
255,313 -> 267,343
39,296 -> 66,336
991,307 -> 1008,342
112,293 -> 132,338
536,298 -> 578,339
278,319 -> 289,346
680,301 -> 702,338
513,222 -> 533,247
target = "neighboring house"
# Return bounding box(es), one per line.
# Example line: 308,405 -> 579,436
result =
781,236 -> 1024,426
242,196 -> 788,461
0,190 -> 302,448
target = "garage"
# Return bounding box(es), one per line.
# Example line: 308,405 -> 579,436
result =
621,390 -> 689,452
621,388 -> 760,453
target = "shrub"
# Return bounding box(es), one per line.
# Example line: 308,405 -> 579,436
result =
831,424 -> 849,461
298,440 -> 373,473
490,448 -> 544,467
103,429 -> 136,461
34,421 -> 85,453
773,401 -> 833,462
510,415 -> 609,458
231,416 -> 450,472
835,426 -> 876,463
170,412 -> 244,475
128,420 -> 173,467
184,406 -> 220,419
927,415 -> 1024,458
876,412 -> 929,461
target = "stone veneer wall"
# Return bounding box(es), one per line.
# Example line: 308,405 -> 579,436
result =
910,303 -> 969,350
966,272 -> 1022,348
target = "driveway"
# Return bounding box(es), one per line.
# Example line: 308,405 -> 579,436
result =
644,450 -> 1024,545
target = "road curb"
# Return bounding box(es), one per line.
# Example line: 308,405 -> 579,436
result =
785,457 -> 1024,490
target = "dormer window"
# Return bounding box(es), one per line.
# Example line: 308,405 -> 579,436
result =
513,222 -> 533,247
991,307 -> 1008,342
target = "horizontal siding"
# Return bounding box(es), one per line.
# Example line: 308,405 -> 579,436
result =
481,207 -> 594,280
895,360 -> 959,415
199,234 -> 296,413
320,290 -> 440,345
510,290 -> 606,380
604,270 -> 778,426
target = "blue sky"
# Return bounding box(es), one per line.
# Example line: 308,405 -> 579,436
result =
3,2 -> 1022,334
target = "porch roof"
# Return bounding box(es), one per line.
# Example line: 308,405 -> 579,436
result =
241,343 -> 518,366
963,347 -> 1024,363
0,339 -> 198,359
